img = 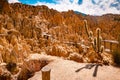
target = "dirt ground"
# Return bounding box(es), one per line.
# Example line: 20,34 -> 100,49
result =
29,55 -> 120,80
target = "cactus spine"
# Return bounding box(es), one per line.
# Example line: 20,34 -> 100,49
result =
84,20 -> 104,53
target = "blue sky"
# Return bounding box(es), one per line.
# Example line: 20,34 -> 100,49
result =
18,0 -> 83,5
18,0 -> 58,4
8,0 -> 120,15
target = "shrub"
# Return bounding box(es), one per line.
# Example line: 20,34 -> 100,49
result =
112,49 -> 120,65
112,34 -> 120,65
0,73 -> 11,80
6,62 -> 17,73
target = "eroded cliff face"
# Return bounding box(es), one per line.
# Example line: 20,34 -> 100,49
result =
0,0 -> 11,13
0,2 -> 119,65
0,3 -> 84,60
0,2 -> 119,80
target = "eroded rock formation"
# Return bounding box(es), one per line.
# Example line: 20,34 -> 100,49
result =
0,2 -> 119,80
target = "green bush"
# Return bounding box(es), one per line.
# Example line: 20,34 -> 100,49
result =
112,49 -> 120,65
113,33 -> 120,65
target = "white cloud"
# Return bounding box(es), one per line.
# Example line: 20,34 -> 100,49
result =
8,0 -> 20,3
93,0 -> 100,4
34,0 -> 120,15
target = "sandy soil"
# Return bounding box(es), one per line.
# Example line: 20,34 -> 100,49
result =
29,55 -> 120,80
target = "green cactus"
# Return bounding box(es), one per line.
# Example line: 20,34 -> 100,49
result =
84,20 -> 104,53
89,31 -> 94,42
100,46 -> 104,53
95,28 -> 104,53
96,28 -> 101,53
93,37 -> 97,52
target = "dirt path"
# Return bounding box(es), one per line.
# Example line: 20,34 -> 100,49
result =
29,55 -> 120,80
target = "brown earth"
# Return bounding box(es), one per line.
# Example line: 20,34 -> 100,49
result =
29,54 -> 120,80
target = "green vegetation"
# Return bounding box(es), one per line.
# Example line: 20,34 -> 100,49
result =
84,20 -> 104,54
112,34 -> 120,65
112,50 -> 120,65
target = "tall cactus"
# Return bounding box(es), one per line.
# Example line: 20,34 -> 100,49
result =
84,20 -> 104,53
84,20 -> 90,37
95,28 -> 103,53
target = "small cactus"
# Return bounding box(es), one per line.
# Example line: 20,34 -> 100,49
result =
100,46 -> 104,53
89,31 -> 94,42
89,31 -> 93,38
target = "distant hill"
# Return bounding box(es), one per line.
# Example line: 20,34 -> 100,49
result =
74,11 -> 87,16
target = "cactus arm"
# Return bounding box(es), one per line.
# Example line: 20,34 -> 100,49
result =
96,28 -> 101,53
93,37 -> 97,52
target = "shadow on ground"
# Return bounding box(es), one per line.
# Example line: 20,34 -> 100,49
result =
75,63 -> 103,77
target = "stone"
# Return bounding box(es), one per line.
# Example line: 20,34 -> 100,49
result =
68,52 -> 83,62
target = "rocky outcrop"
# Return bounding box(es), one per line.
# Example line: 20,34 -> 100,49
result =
0,0 -> 12,13
0,2 -> 118,80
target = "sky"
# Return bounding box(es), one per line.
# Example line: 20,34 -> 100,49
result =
8,0 -> 120,15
